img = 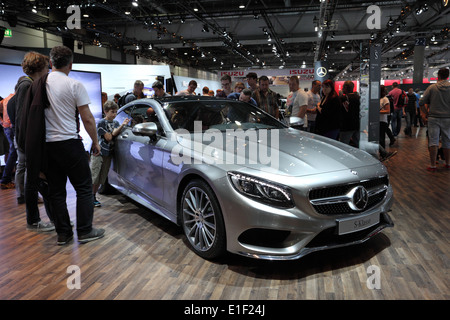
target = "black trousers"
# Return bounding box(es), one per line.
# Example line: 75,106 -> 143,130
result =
379,121 -> 392,149
46,139 -> 93,237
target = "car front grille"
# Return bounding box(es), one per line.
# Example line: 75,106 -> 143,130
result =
308,176 -> 389,215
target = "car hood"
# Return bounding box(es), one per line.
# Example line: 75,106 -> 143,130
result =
175,128 -> 380,177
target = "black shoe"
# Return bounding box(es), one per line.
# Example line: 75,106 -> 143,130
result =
78,228 -> 105,244
17,196 -> 25,204
57,233 -> 74,245
381,151 -> 398,162
389,138 -> 396,147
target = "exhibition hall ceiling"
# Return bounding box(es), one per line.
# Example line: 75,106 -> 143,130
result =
1,0 -> 449,79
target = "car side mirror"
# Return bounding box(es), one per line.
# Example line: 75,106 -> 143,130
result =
289,116 -> 303,125
132,122 -> 158,137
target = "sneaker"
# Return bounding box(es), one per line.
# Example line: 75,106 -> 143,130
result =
57,234 -> 74,246
1,182 -> 15,189
78,228 -> 105,244
94,199 -> 101,207
444,164 -> 450,169
27,221 -> 55,232
426,166 -> 437,172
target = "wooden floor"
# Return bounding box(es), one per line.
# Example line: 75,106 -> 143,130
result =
0,124 -> 448,301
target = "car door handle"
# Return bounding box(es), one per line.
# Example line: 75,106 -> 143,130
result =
121,133 -> 128,139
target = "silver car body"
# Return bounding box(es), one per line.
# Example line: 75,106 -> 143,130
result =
108,96 -> 394,260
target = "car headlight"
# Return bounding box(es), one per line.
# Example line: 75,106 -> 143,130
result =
228,172 -> 294,208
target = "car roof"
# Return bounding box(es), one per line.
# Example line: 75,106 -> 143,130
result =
154,95 -> 232,103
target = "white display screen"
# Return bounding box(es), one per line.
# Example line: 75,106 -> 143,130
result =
0,63 -> 102,152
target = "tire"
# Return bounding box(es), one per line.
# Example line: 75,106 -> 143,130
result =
180,179 -> 226,260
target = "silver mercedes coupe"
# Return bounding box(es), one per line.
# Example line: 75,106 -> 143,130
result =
109,96 -> 394,260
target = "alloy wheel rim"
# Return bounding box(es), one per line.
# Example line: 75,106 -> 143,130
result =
183,187 -> 217,252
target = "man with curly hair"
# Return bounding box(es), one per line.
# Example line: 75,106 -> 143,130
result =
13,52 -> 55,232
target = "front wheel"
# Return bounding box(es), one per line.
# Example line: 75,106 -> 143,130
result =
180,179 -> 226,260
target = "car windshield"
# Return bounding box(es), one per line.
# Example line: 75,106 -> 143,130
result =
163,100 -> 286,133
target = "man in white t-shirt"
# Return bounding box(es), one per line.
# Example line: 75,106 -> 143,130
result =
45,45 -> 104,245
306,80 -> 321,133
286,76 -> 308,130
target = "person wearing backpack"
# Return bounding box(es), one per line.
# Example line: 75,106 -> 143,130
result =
388,82 -> 407,136
118,80 -> 146,107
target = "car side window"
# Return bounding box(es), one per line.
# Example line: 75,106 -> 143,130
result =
126,104 -> 165,136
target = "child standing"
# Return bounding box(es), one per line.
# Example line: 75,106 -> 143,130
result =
90,100 -> 129,207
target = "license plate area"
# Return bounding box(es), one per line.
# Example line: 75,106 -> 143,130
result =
336,212 -> 380,235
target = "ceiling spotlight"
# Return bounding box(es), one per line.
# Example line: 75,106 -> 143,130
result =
132,0 -> 138,7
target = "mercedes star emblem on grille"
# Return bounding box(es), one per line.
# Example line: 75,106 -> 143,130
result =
348,186 -> 369,211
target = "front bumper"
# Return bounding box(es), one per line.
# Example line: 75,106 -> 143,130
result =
215,172 -> 394,260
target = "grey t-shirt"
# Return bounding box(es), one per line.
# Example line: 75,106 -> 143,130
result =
419,81 -> 450,118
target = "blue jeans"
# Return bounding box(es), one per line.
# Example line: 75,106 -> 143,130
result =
404,110 -> 414,136
1,127 -> 17,184
46,139 -> 94,237
391,108 -> 403,136
14,137 -> 26,198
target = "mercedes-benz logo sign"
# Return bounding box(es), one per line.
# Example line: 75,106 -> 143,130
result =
347,186 -> 369,211
316,67 -> 328,78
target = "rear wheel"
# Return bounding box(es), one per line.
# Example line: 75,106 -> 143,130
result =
180,179 -> 226,260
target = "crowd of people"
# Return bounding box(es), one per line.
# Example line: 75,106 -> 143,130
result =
0,46 -> 105,245
79,66 -> 450,170
0,45 -> 449,246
